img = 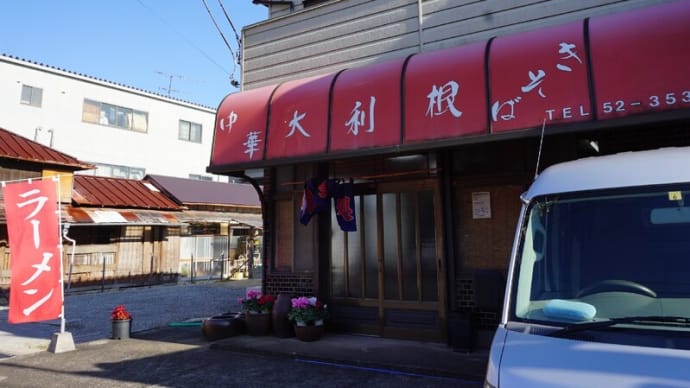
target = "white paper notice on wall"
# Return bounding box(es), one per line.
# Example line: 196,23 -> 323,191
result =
472,192 -> 491,219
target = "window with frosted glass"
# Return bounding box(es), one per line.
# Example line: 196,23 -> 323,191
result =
363,194 -> 378,298
400,192 -> 419,300
382,193 -> 399,300
419,190 -> 437,301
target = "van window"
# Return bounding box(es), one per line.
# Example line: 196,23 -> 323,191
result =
514,184 -> 690,324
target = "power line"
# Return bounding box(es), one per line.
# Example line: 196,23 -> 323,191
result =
134,0 -> 231,77
217,0 -> 242,56
201,0 -> 237,67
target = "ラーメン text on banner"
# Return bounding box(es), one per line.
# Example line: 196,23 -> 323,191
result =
4,179 -> 62,323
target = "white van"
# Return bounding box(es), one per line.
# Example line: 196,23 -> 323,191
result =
485,147 -> 690,387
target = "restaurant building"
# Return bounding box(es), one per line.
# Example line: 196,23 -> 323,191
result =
209,0 -> 690,346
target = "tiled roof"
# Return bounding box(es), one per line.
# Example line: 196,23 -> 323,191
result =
0,127 -> 93,170
145,174 -> 261,207
72,175 -> 180,210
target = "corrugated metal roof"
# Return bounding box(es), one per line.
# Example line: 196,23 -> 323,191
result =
0,127 -> 93,170
72,175 -> 181,210
145,174 -> 261,207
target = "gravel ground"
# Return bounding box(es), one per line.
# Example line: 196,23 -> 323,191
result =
0,279 -> 260,356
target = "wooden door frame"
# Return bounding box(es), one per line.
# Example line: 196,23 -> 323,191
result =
329,178 -> 446,340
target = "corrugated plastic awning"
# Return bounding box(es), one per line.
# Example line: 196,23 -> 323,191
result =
175,210 -> 262,228
62,205 -> 184,226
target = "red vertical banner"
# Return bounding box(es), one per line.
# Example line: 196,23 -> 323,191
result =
4,179 -> 62,323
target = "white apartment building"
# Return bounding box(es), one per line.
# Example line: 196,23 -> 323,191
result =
0,54 -> 225,182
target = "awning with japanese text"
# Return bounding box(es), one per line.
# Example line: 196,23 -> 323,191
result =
209,0 -> 690,173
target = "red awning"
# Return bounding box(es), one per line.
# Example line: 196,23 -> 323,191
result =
590,0 -> 690,120
265,73 -> 336,159
211,84 -> 276,166
404,41 -> 487,142
488,21 -> 591,133
207,1 -> 690,173
329,58 -> 405,152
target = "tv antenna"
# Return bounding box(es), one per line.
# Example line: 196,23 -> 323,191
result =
156,71 -> 185,97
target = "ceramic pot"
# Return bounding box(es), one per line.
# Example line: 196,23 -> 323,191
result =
202,313 -> 245,340
293,321 -> 324,342
272,294 -> 294,338
244,311 -> 271,335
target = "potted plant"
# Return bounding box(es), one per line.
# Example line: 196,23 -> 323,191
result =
239,290 -> 275,335
239,290 -> 276,314
111,304 -> 132,339
287,296 -> 329,341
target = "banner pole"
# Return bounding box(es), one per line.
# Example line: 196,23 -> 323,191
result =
48,175 -> 75,353
56,177 -> 66,334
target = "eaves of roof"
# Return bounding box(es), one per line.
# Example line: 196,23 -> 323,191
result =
0,127 -> 94,170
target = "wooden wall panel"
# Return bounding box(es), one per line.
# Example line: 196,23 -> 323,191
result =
456,185 -> 522,270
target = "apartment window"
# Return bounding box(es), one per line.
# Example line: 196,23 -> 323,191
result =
82,99 -> 148,132
179,120 -> 202,143
20,85 -> 43,107
78,163 -> 145,179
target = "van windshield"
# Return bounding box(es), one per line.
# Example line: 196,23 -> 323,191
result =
513,184 -> 690,326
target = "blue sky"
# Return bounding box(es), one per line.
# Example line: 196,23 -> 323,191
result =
0,0 -> 267,108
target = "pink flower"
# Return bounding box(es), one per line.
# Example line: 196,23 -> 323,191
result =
287,296 -> 329,323
291,296 -> 310,309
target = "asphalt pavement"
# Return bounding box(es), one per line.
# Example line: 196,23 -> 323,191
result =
0,280 -> 488,387
0,279 -> 258,358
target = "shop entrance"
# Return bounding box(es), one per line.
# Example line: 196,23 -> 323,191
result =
329,179 -> 446,340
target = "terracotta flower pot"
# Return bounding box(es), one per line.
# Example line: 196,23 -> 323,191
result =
293,320 -> 324,342
202,313 -> 245,340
